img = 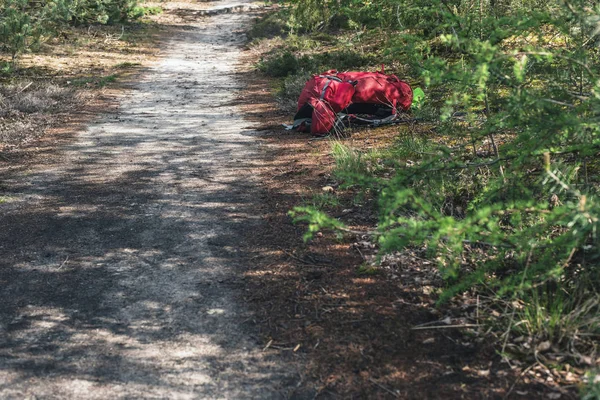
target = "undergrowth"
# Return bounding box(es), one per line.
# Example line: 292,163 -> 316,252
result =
0,0 -> 162,65
0,2 -> 162,149
253,0 -> 600,388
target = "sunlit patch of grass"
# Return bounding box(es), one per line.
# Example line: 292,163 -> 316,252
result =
305,192 -> 341,211
331,137 -> 423,180
393,133 -> 435,159
331,141 -> 368,177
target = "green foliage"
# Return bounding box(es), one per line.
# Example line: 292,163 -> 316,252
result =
287,0 -> 333,32
248,9 -> 290,40
0,0 -> 144,63
0,0 -> 46,62
70,0 -> 141,24
331,142 -> 368,178
582,370 -> 600,400
258,51 -> 301,77
277,70 -> 313,111
282,0 -> 600,360
304,192 -> 341,210
133,4 -> 161,17
288,207 -> 346,242
287,0 -> 401,32
412,87 -> 425,110
258,48 -> 374,77
114,61 -> 141,69
514,292 -> 600,346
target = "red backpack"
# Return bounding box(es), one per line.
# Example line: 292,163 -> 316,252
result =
294,73 -> 355,135
289,68 -> 413,135
337,70 -> 412,112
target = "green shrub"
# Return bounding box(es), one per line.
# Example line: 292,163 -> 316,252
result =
331,142 -> 368,178
259,49 -> 375,77
288,0 -> 400,32
0,0 -> 143,63
248,10 -> 289,40
258,51 -> 303,77
0,0 -> 42,62
71,0 -> 141,24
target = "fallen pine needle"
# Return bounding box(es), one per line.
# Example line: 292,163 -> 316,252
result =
369,378 -> 399,398
57,255 -> 69,270
262,340 -> 273,351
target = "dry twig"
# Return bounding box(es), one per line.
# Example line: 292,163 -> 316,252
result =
369,378 -> 400,398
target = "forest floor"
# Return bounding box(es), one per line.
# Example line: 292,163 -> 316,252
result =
235,59 -> 579,400
233,10 -> 585,400
0,1 -> 584,399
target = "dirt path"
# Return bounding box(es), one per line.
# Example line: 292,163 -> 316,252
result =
0,2 -> 303,398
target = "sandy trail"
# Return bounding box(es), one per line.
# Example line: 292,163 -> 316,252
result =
0,2 -> 301,398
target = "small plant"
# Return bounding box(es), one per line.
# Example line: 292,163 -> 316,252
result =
356,263 -> 379,276
0,62 -> 15,76
277,71 -> 312,112
258,51 -> 302,77
331,141 -> 367,178
248,10 -> 289,40
582,370 -> 600,400
305,192 -> 340,210
258,48 -> 375,78
0,0 -> 38,64
289,207 -> 347,242
510,291 -> 600,350
132,5 -> 162,18
71,0 -> 142,25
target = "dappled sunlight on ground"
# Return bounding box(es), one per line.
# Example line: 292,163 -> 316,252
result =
0,4 -> 303,398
